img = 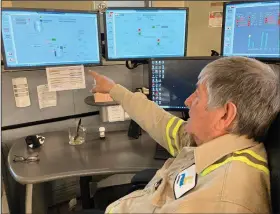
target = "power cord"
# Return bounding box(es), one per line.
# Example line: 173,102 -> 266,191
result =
125,61 -> 139,69
125,60 -> 148,70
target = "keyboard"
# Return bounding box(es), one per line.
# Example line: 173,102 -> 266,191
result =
154,144 -> 172,160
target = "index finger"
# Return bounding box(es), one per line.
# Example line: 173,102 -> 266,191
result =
89,71 -> 100,79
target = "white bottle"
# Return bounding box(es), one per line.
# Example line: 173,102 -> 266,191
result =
99,127 -> 105,139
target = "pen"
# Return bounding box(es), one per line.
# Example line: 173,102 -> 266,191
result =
74,118 -> 81,140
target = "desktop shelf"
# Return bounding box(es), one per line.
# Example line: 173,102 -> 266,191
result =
84,96 -> 119,106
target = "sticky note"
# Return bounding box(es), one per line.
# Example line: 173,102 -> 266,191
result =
94,93 -> 113,103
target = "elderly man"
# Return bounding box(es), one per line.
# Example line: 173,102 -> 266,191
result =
90,56 -> 280,213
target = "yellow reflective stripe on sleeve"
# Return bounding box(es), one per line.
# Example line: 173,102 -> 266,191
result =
234,149 -> 267,163
166,117 -> 176,156
172,119 -> 184,150
108,207 -> 113,214
201,156 -> 269,177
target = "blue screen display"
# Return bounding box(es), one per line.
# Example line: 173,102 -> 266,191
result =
222,1 -> 280,59
2,10 -> 101,68
105,9 -> 187,59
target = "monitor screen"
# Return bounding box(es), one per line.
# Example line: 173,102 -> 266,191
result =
2,9 -> 101,69
149,57 -> 219,111
222,1 -> 280,60
104,8 -> 188,60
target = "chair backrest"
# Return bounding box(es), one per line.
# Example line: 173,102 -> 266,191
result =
264,113 -> 280,213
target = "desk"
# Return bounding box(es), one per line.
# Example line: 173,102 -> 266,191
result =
8,130 -> 164,214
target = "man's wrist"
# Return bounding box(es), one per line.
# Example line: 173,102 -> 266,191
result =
109,84 -> 129,103
109,83 -> 117,93
109,84 -> 119,99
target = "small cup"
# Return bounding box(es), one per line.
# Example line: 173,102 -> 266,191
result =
68,125 -> 86,145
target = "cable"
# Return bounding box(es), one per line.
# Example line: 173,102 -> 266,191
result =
125,60 -> 149,70
125,60 -> 139,70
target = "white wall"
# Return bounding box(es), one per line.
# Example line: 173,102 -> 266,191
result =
185,1 -> 223,56
151,1 -> 224,56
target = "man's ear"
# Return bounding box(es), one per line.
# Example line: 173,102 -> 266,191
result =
214,102 -> 237,132
223,102 -> 237,129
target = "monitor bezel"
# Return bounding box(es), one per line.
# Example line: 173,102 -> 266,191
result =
1,7 -> 103,70
148,56 -> 221,111
220,1 -> 280,62
103,7 -> 189,61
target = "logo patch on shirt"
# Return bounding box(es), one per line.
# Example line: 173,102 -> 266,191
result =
174,164 -> 196,199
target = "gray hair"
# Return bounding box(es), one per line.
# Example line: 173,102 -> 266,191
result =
198,56 -> 280,141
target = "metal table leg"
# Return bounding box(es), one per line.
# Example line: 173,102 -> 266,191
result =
80,176 -> 93,209
25,184 -> 33,214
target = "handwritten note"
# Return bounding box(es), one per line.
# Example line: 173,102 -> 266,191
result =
46,65 -> 86,91
107,105 -> 125,122
107,105 -> 130,122
37,84 -> 57,109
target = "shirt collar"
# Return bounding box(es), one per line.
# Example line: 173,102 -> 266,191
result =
194,134 -> 258,174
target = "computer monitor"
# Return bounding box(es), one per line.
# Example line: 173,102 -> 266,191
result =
104,8 -> 188,60
1,8 -> 101,70
149,57 -> 220,111
221,1 -> 280,61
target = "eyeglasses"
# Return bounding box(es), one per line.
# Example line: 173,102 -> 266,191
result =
13,154 -> 40,163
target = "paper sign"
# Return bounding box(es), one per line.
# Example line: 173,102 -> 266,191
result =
46,65 -> 86,91
209,11 -> 223,28
37,84 -> 57,109
94,93 -> 113,103
107,105 -> 125,122
107,105 -> 130,122
12,77 -> 31,107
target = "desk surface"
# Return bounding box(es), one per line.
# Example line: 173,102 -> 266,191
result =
8,131 -> 164,184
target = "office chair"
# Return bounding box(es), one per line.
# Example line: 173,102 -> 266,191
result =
264,113 -> 280,214
130,169 -> 157,192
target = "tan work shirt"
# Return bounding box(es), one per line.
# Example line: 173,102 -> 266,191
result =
105,84 -> 270,213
